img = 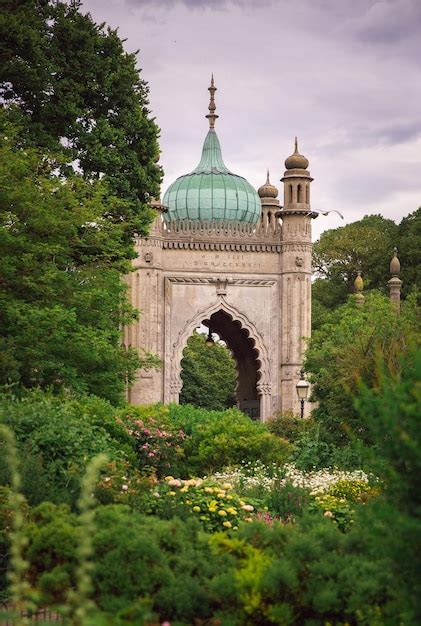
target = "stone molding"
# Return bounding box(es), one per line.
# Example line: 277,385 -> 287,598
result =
166,276 -> 276,287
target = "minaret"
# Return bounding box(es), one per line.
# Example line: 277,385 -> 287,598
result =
278,138 -> 314,417
388,248 -> 402,312
258,170 -> 280,230
354,271 -> 365,306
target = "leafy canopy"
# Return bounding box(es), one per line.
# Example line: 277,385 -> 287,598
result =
0,122 -> 158,402
180,331 -> 237,411
0,0 -> 162,241
305,292 -> 420,447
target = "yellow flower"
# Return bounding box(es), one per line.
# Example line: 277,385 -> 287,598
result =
226,507 -> 237,515
168,491 -> 176,496
165,476 -> 175,482
204,487 -> 214,493
223,521 -> 232,528
222,483 -> 232,490
180,486 -> 189,492
186,499 -> 192,505
226,495 -> 233,501
218,510 -> 227,517
216,492 -> 225,499
192,506 -> 201,512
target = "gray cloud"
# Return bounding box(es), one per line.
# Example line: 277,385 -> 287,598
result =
81,0 -> 421,239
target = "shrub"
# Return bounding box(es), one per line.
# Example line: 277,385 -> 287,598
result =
141,476 -> 259,533
24,502 -> 230,624
168,404 -> 292,475
118,405 -> 186,477
210,516 -> 398,625
267,411 -> 313,442
0,390 -> 136,506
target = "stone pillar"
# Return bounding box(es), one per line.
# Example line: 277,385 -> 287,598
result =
278,139 -> 313,417
126,199 -> 166,405
388,248 -> 402,312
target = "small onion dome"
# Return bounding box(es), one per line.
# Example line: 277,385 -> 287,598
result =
285,137 -> 309,170
258,170 -> 278,199
390,248 -> 401,276
354,270 -> 364,292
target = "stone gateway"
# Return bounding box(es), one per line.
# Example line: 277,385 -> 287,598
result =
124,78 -> 317,420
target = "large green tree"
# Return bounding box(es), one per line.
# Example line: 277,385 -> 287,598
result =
312,212 -> 420,328
180,332 -> 237,411
0,0 -> 161,243
0,122 -> 158,403
305,292 -> 420,447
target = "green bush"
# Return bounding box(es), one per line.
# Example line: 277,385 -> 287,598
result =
210,516 -> 398,625
24,502 -> 230,624
168,404 -> 291,475
0,390 -> 136,506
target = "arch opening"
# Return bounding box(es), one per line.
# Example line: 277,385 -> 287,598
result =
179,309 -> 262,419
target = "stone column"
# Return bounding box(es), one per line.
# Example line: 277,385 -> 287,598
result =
278,139 -> 313,417
388,248 -> 402,312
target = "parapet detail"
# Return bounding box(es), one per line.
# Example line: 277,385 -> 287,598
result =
141,218 -> 283,252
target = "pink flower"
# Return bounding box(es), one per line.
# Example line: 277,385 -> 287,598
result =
142,443 -> 149,449
161,622 -> 171,626
148,452 -> 155,457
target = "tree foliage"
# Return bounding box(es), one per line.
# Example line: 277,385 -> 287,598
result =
0,0 -> 161,242
312,211 -> 421,326
305,292 -> 420,446
180,332 -> 237,411
0,123 -> 158,402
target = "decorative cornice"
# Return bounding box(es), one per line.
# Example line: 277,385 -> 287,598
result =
167,277 -> 276,286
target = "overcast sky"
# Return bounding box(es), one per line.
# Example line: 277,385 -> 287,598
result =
81,0 -> 420,239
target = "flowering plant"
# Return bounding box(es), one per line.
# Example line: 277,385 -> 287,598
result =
121,413 -> 186,477
144,476 -> 260,533
95,460 -> 157,505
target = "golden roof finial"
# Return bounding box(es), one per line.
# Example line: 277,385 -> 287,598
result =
206,74 -> 219,129
294,136 -> 298,153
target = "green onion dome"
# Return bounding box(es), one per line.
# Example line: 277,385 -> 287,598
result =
163,77 -> 261,223
163,129 -> 261,223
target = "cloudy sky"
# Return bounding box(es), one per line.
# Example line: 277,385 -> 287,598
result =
81,0 -> 421,239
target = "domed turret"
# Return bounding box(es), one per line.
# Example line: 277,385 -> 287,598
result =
163,77 -> 261,223
285,137 -> 309,170
258,170 -> 279,199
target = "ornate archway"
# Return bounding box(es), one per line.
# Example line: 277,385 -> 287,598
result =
167,297 -> 272,419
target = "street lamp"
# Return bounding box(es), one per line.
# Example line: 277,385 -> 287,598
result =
205,327 -> 214,347
296,369 -> 310,419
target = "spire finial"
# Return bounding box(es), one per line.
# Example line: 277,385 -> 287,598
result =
206,74 -> 219,129
390,246 -> 401,276
354,270 -> 365,306
266,169 -> 270,185
294,136 -> 298,153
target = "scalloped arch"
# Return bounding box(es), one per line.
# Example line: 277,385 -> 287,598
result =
170,297 -> 271,395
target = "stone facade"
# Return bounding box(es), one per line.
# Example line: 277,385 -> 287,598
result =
124,157 -> 315,420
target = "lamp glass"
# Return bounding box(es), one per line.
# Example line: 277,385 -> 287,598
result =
296,379 -> 310,400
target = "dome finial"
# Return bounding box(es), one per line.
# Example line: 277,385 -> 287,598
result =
206,74 -> 219,129
285,137 -> 309,170
258,169 -> 279,199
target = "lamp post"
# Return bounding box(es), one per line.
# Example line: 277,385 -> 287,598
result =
205,327 -> 214,347
296,369 -> 310,419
